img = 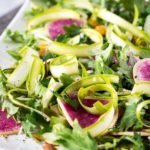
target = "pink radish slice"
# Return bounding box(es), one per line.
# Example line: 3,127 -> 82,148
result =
57,94 -> 116,137
0,109 -> 21,135
133,58 -> 150,82
48,19 -> 83,39
63,102 -> 99,128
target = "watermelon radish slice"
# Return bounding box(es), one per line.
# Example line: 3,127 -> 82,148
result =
133,58 -> 150,82
48,19 -> 83,39
57,98 -> 116,137
0,109 -> 21,135
57,75 -> 118,136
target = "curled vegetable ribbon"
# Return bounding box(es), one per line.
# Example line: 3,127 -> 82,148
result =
78,84 -> 118,115
136,100 -> 150,128
50,54 -> 79,78
57,75 -> 119,136
63,0 -> 94,12
27,7 -> 80,30
61,75 -> 119,115
47,28 -> 103,57
97,8 -> 150,43
26,56 -> 45,96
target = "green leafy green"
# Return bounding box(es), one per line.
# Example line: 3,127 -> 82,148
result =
60,73 -> 74,87
63,93 -> 79,111
41,53 -> 57,62
5,30 -> 37,48
122,133 -> 145,150
25,8 -> 44,17
1,99 -> 19,116
119,102 -> 142,131
97,133 -> 145,150
40,78 -> 50,87
64,25 -> 81,37
0,69 -> 7,97
56,25 -> 81,43
95,56 -> 115,75
20,112 -> 51,136
43,120 -> 98,150
116,46 -> 135,89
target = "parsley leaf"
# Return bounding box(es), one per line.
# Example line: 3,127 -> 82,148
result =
119,102 -> 142,131
6,30 -> 37,48
43,120 -> 98,150
122,133 -> 145,150
95,56 -> 115,75
64,25 -> 81,37
97,133 -> 145,150
56,25 -> 81,43
116,46 -> 135,89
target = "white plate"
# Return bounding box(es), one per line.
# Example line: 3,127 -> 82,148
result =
0,0 -> 24,17
0,0 -> 43,149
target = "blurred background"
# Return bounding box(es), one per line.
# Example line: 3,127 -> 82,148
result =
0,0 -> 24,34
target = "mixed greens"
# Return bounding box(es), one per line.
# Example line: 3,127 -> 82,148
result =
0,0 -> 150,149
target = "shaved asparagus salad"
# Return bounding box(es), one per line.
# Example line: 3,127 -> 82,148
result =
0,0 -> 150,149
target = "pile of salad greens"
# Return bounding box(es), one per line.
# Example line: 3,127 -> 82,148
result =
0,0 -> 150,149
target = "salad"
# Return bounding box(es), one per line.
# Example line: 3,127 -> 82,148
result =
0,0 -> 150,149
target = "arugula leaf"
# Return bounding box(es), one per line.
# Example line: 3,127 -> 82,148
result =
122,133 -> 145,150
60,73 -> 74,87
116,46 -> 135,89
97,134 -> 145,150
43,120 -> 98,150
56,25 -> 82,43
22,114 -> 36,137
5,30 -> 37,48
21,112 -> 51,136
95,56 -> 115,75
119,102 -> 142,131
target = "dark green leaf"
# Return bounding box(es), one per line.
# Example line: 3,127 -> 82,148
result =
122,133 -> 145,150
64,25 -> 81,37
41,53 -> 56,61
62,93 -> 79,111
40,78 -> 50,87
60,73 -> 74,87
